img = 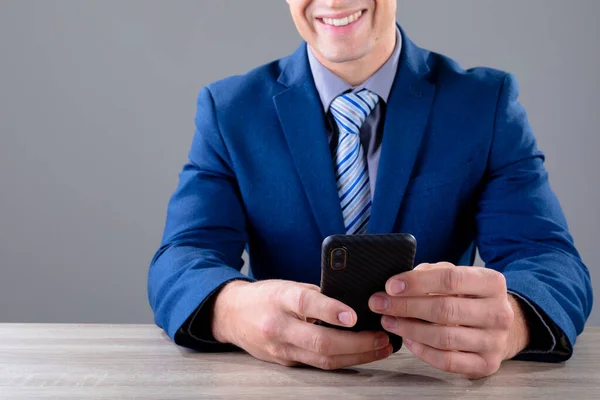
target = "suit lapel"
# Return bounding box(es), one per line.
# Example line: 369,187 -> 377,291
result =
369,29 -> 436,234
273,29 -> 436,238
273,44 -> 345,239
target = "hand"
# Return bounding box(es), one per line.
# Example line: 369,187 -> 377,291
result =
368,263 -> 530,379
212,280 -> 393,370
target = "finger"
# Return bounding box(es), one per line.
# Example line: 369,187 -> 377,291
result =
284,343 -> 393,371
386,265 -> 507,297
413,263 -> 475,297
278,285 -> 357,327
298,283 -> 321,320
282,319 -> 390,356
298,283 -> 320,292
403,339 -> 498,379
369,295 -> 513,329
380,317 -> 498,353
297,283 -> 321,322
413,263 -> 441,271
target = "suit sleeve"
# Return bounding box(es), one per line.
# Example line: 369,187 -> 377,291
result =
148,87 -> 255,350
476,73 -> 593,361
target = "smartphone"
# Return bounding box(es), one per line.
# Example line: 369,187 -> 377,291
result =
320,233 -> 417,353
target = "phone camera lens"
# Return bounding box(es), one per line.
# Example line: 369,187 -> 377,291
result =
330,248 -> 347,270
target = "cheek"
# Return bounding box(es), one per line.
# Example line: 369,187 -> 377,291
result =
303,2 -> 316,29
291,1 -> 313,31
376,1 -> 395,25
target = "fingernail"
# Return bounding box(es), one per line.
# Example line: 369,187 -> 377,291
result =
374,334 -> 389,349
381,315 -> 398,329
370,295 -> 390,311
389,279 -> 406,295
376,346 -> 392,358
338,311 -> 353,326
404,338 -> 413,347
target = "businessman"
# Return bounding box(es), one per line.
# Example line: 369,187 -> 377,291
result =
148,0 -> 593,379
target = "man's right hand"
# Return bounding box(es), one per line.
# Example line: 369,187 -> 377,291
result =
211,280 -> 393,370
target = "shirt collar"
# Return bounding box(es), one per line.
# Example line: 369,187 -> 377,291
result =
307,26 -> 402,111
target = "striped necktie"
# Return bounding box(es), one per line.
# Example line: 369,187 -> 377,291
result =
330,89 -> 379,235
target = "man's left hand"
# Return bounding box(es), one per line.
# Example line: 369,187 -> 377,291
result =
368,263 -> 530,379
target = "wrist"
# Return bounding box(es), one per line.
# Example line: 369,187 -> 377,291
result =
211,280 -> 252,344
505,294 -> 531,359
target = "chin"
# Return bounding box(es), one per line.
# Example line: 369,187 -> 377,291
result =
318,46 -> 369,64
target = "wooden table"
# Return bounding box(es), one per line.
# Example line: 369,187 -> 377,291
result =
1,324 -> 598,399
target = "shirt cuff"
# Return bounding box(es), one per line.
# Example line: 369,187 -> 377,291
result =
175,277 -> 254,352
508,290 -> 572,361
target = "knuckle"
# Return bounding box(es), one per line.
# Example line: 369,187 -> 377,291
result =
438,297 -> 458,323
438,328 -> 456,350
259,317 -> 280,339
269,344 -> 289,360
481,335 -> 498,352
316,298 -> 330,321
294,288 -> 311,316
494,304 -> 514,329
311,334 -> 331,355
394,298 -> 409,317
441,354 -> 458,373
489,271 -> 507,293
484,357 -> 502,376
271,283 -> 286,305
303,283 -> 320,292
360,349 -> 378,364
318,356 -> 337,371
442,268 -> 463,292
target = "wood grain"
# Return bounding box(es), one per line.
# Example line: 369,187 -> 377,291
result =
1,324 -> 598,400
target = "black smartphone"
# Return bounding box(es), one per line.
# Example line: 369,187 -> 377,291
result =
320,233 -> 417,353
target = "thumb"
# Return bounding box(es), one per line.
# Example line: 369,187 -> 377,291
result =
414,262 -> 455,271
414,263 -> 437,271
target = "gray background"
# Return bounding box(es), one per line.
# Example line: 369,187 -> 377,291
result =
0,0 -> 598,327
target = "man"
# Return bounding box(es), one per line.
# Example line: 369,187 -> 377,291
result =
148,0 -> 593,379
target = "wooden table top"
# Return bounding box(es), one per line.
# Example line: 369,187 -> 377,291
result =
1,324 -> 598,399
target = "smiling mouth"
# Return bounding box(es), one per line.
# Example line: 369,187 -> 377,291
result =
317,9 -> 366,27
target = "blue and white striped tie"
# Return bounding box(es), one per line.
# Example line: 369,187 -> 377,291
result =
330,89 -> 379,235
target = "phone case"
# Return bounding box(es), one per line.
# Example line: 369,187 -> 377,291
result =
320,233 -> 417,353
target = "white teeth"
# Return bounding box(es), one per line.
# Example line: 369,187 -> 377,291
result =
322,10 -> 362,27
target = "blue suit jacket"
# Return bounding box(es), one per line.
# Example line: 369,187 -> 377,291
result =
148,31 -> 593,357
